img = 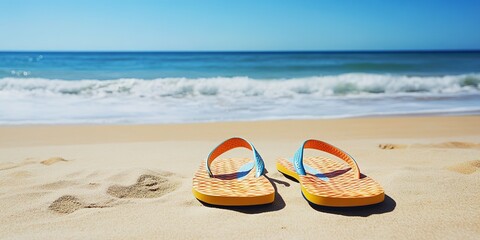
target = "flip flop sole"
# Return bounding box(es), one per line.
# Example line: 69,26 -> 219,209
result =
193,158 -> 275,206
277,157 -> 384,207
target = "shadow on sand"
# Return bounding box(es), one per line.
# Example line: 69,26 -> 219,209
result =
281,172 -> 396,216
306,194 -> 396,217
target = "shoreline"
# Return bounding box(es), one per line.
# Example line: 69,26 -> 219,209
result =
1,108 -> 480,126
1,115 -> 479,147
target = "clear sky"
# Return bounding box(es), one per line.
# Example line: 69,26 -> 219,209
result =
1,0 -> 480,51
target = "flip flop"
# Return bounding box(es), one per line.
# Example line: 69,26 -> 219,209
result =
193,137 -> 275,206
277,139 -> 384,207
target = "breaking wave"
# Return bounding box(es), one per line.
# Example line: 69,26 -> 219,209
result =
1,73 -> 479,99
1,73 -> 480,124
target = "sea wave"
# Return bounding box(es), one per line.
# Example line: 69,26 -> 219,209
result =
1,73 -> 479,99
1,73 -> 480,124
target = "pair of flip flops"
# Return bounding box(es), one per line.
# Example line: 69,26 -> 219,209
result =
192,137 -> 384,207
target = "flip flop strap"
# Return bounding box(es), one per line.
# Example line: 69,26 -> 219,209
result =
205,137 -> 265,178
293,139 -> 360,179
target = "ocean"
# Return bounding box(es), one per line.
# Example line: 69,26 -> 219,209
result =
0,51 -> 479,124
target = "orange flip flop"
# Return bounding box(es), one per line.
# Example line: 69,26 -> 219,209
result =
193,137 -> 275,206
277,139 -> 384,207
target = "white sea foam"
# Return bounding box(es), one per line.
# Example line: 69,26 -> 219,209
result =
0,73 -> 479,124
1,73 -> 479,98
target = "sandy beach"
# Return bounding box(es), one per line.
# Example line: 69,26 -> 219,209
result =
0,116 -> 479,239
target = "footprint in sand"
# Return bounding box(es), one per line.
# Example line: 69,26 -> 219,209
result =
41,157 -> 68,166
378,144 -> 407,150
379,141 -> 480,150
107,174 -> 181,199
446,160 -> 480,174
47,171 -> 180,214
49,195 -> 111,214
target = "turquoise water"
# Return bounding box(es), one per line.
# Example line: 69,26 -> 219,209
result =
2,51 -> 480,79
0,51 -> 479,124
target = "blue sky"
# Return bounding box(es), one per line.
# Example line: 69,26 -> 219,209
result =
1,0 -> 479,51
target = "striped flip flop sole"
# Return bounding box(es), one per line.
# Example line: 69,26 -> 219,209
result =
277,139 -> 384,207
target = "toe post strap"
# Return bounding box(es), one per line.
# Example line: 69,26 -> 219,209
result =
293,139 -> 360,178
205,137 -> 265,178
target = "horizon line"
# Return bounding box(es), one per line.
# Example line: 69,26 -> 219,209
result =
1,49 -> 480,53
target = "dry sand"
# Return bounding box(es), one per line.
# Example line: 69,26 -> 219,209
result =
0,116 -> 479,239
